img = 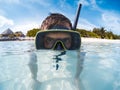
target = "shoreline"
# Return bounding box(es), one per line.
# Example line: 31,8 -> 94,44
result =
0,37 -> 35,41
81,37 -> 120,43
0,37 -> 120,43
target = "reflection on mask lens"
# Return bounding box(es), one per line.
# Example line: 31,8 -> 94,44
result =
44,37 -> 71,50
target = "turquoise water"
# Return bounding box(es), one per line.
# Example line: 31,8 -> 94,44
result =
0,40 -> 120,90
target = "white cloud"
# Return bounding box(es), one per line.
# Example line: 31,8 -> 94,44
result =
0,15 -> 14,27
27,0 -> 51,7
0,9 -> 5,15
78,0 -> 120,34
78,0 -> 102,11
0,0 -> 20,4
78,0 -> 97,7
78,10 -> 120,34
0,0 -> 50,7
90,0 -> 99,9
102,12 -> 120,34
37,0 -> 51,7
79,0 -> 90,6
59,0 -> 66,8
77,18 -> 97,30
11,22 -> 40,34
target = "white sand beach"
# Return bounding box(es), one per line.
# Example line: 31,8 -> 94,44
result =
81,37 -> 120,43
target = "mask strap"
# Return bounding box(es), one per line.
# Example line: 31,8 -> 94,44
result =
49,25 -> 70,30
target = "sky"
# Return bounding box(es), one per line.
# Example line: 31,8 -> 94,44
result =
0,0 -> 120,35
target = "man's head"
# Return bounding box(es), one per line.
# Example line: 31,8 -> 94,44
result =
40,13 -> 72,50
40,13 -> 72,30
35,13 -> 81,50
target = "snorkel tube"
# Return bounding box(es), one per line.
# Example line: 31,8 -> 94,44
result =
72,3 -> 82,30
72,3 -> 82,50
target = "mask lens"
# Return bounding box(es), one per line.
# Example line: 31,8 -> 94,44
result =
44,37 -> 56,49
62,38 -> 71,49
35,30 -> 81,50
44,37 -> 71,50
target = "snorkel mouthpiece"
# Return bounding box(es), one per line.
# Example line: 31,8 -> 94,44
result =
53,41 -> 65,50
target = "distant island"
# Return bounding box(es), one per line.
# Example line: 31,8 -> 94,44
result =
0,27 -> 120,41
0,28 -> 34,41
26,27 -> 120,40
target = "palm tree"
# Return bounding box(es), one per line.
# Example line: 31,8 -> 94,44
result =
106,31 -> 113,39
100,27 -> 106,39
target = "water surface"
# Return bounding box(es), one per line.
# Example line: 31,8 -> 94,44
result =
0,40 -> 120,90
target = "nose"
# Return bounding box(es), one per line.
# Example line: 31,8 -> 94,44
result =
53,42 -> 65,50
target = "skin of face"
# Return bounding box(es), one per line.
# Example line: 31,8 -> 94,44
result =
44,32 -> 72,49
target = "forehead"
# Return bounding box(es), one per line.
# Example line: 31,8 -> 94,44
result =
45,32 -> 71,38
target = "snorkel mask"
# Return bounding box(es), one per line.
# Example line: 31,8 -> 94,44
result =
35,30 -> 81,50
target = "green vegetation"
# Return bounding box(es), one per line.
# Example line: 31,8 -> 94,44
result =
77,29 -> 99,38
26,27 -> 120,39
77,27 -> 120,39
14,31 -> 25,37
26,28 -> 40,37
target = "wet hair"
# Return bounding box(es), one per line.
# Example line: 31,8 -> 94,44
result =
40,13 -> 72,30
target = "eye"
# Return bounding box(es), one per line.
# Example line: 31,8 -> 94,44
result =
63,38 -> 71,44
45,37 -> 55,44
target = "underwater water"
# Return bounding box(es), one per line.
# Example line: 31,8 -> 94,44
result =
0,40 -> 120,90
